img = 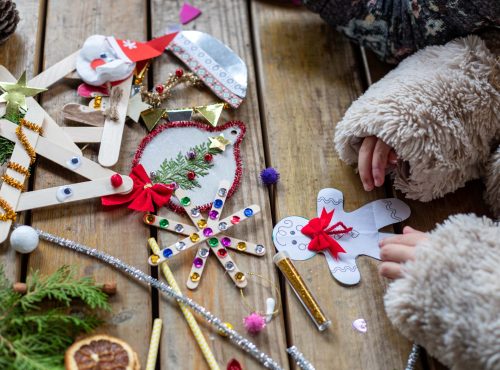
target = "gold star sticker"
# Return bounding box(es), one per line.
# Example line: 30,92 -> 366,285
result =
0,71 -> 47,115
127,93 -> 152,122
208,134 -> 231,152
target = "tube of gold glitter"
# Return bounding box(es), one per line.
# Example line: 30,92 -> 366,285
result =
273,251 -> 331,331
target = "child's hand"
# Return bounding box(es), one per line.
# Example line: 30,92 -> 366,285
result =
378,226 -> 427,279
358,136 -> 398,191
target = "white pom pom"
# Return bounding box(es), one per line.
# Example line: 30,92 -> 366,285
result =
10,226 -> 39,254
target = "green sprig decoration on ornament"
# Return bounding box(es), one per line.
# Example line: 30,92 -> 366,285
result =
0,110 -> 21,165
154,141 -> 220,190
0,265 -> 110,370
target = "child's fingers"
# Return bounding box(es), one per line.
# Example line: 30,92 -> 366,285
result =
388,149 -> 398,165
380,232 -> 427,247
378,261 -> 402,279
358,136 -> 377,191
403,225 -> 425,234
379,243 -> 415,263
372,139 -> 392,187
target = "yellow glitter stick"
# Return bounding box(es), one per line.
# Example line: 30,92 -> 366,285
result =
145,318 -> 162,370
148,238 -> 221,370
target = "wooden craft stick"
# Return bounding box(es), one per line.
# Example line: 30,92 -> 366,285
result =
185,247 -> 210,290
148,238 -> 221,370
0,100 -> 44,243
0,65 -> 82,155
220,237 -> 266,256
98,75 -> 133,167
210,240 -> 247,288
16,176 -> 133,211
206,180 -> 230,227
27,51 -> 78,89
62,127 -> 103,143
143,213 -> 197,234
0,119 -> 114,180
148,205 -> 261,265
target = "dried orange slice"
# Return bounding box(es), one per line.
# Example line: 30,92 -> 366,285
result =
65,334 -> 140,370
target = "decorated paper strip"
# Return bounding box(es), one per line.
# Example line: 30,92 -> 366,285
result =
145,318 -> 163,370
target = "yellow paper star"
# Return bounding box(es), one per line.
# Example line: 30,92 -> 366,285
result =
127,93 -> 152,122
0,71 -> 46,115
208,134 -> 231,151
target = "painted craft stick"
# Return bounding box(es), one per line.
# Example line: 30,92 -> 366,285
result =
98,75 -> 133,167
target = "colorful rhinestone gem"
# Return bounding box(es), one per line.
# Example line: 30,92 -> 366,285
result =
218,222 -> 228,231
203,227 -> 213,237
163,248 -> 173,258
231,216 -> 240,224
180,196 -> 191,206
190,272 -> 200,282
150,255 -> 159,265
190,233 -> 200,242
191,208 -> 200,218
208,237 -> 219,247
225,261 -> 235,271
218,188 -> 227,197
236,242 -> 247,251
199,248 -> 209,258
159,219 -> 169,228
175,241 -> 187,250
187,171 -> 196,180
193,257 -> 204,268
175,224 -> 184,233
197,219 -> 207,229
244,208 -> 253,217
213,199 -> 223,208
204,153 -> 213,163
144,214 -> 155,224
221,237 -> 231,247
217,249 -> 228,258
209,210 -> 219,220
218,322 -> 233,337
187,150 -> 196,160
235,272 -> 245,282
255,244 -> 266,254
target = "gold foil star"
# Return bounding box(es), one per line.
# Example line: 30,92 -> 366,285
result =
0,71 -> 46,115
208,134 -> 231,151
127,93 -> 152,122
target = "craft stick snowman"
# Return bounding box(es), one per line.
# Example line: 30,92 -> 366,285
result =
272,188 -> 411,285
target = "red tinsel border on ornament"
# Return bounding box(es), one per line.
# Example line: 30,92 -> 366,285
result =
133,120 -> 246,214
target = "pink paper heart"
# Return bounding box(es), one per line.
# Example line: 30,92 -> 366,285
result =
179,2 -> 202,25
352,318 -> 367,333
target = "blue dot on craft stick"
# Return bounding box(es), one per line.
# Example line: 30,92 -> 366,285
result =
163,248 -> 173,258
214,199 -> 223,208
244,208 -> 253,217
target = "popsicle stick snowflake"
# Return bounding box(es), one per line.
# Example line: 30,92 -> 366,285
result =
145,180 -> 266,289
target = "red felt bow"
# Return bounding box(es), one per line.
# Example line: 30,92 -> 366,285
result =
301,208 -> 352,260
102,164 -> 174,212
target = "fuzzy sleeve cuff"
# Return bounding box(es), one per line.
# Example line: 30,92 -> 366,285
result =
384,214 -> 500,369
334,36 -> 500,202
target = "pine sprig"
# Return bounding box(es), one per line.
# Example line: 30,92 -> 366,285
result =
0,110 -> 21,165
154,141 -> 220,190
0,265 -> 110,370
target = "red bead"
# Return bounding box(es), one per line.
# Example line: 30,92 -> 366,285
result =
187,171 -> 196,181
155,84 -> 164,93
110,174 -> 123,188
175,68 -> 184,77
204,153 -> 213,163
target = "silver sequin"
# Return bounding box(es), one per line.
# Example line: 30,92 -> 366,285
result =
218,222 -> 228,231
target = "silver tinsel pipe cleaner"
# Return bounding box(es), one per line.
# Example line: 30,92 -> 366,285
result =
20,224 -> 316,370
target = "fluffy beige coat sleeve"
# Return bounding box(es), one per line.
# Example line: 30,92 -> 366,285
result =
335,36 -> 500,205
384,214 -> 500,370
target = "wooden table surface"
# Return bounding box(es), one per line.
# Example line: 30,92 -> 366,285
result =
0,1 -> 489,369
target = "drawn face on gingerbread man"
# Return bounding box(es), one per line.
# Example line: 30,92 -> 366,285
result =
272,188 -> 411,285
76,35 -> 135,86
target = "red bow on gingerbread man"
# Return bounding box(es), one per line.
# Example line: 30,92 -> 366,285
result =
102,164 -> 174,212
301,208 -> 352,260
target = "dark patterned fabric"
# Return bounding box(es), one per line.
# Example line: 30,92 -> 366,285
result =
303,0 -> 500,63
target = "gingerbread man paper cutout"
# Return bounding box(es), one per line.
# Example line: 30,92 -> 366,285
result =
272,188 -> 411,285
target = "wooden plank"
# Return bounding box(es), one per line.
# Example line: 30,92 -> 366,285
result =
363,47 -> 490,370
27,0 -> 153,366
150,1 -> 290,369
251,3 -> 417,369
0,0 -> 42,281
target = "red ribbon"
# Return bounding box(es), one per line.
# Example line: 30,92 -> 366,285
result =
301,208 -> 352,260
102,164 -> 174,212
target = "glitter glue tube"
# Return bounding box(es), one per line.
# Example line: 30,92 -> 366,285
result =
273,251 -> 331,331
